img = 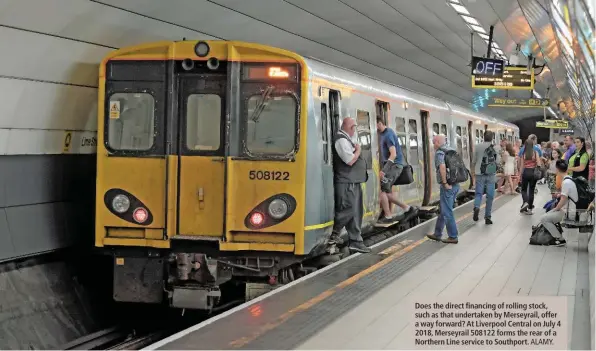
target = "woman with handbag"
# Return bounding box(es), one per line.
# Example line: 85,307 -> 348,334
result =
519,139 -> 544,215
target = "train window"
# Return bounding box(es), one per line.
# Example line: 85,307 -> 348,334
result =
441,124 -> 447,136
107,92 -> 155,151
432,123 -> 439,136
463,137 -> 469,159
408,119 -> 418,134
356,110 -> 372,169
463,127 -> 467,137
455,126 -> 463,155
246,95 -> 296,154
321,103 -> 329,163
186,94 -> 221,151
409,135 -> 419,164
398,135 -> 408,163
480,130 -> 484,141
476,129 -> 480,138
395,117 -> 406,133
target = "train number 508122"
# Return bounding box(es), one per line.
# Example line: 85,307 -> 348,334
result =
249,170 -> 290,181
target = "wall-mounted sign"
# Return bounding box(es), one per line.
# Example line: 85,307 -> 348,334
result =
471,56 -> 504,77
536,120 -> 569,129
558,129 -> 575,135
472,67 -> 534,90
488,97 -> 550,108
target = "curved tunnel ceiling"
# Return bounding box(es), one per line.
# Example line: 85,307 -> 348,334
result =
0,0 -> 592,124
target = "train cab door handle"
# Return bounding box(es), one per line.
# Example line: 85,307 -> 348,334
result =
211,157 -> 225,163
198,187 -> 205,209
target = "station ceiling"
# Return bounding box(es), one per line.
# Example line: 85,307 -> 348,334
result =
95,0 -> 593,123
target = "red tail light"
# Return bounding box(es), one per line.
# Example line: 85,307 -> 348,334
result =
133,207 -> 148,223
250,212 -> 265,226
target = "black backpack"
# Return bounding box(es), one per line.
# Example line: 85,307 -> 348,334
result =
529,224 -> 555,245
440,147 -> 469,185
480,145 -> 497,175
568,176 -> 595,210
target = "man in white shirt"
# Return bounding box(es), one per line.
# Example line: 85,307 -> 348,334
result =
539,159 -> 576,246
330,117 -> 371,253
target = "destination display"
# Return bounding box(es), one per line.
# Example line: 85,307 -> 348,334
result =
488,97 -> 550,108
472,67 -> 534,90
558,129 -> 574,135
536,120 -> 569,129
471,56 -> 504,77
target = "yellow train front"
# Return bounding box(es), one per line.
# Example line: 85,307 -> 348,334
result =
95,40 -> 310,310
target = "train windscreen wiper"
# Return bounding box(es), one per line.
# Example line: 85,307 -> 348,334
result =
249,85 -> 275,123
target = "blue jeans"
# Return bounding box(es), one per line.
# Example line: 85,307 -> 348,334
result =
473,174 -> 496,218
434,183 -> 460,238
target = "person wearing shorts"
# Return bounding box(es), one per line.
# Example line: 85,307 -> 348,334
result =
376,117 -> 416,224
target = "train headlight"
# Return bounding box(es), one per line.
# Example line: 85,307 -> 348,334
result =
112,195 -> 130,213
195,41 -> 210,57
268,199 -> 288,219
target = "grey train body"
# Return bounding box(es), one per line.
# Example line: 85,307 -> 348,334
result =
300,57 -> 519,255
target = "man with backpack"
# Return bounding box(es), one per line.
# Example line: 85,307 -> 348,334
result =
427,135 -> 468,244
537,159 -> 595,246
471,130 -> 500,224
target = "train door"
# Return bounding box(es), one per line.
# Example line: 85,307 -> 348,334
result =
406,116 -> 422,204
420,110 -> 432,205
176,74 -> 226,238
467,121 -> 475,167
323,89 -> 340,220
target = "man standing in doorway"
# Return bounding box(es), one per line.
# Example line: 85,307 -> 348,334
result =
330,117 -> 371,253
472,130 -> 499,224
427,135 -> 459,244
376,118 -> 416,224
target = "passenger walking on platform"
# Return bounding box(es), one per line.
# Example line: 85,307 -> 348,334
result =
538,160 -> 574,246
499,143 -> 516,194
520,139 -> 544,215
427,135 -> 459,244
472,131 -> 499,224
376,118 -> 415,224
495,139 -> 507,192
330,117 -> 371,253
518,134 -> 543,158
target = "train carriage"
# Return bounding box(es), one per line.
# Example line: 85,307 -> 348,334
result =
95,40 -> 518,310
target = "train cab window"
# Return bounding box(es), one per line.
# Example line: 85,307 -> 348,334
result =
395,117 -> 406,133
186,94 -> 221,151
107,92 -> 155,151
320,103 -> 329,163
356,110 -> 373,169
432,123 -> 439,136
246,95 -> 296,154
441,124 -> 447,137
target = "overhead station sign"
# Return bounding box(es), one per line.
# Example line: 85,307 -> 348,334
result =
488,97 -> 550,108
558,129 -> 574,135
536,120 -> 569,129
471,56 -> 504,78
472,67 -> 534,90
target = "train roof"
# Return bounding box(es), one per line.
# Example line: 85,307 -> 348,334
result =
303,56 -> 518,131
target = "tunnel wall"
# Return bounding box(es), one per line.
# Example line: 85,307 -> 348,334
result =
0,0 -> 210,260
